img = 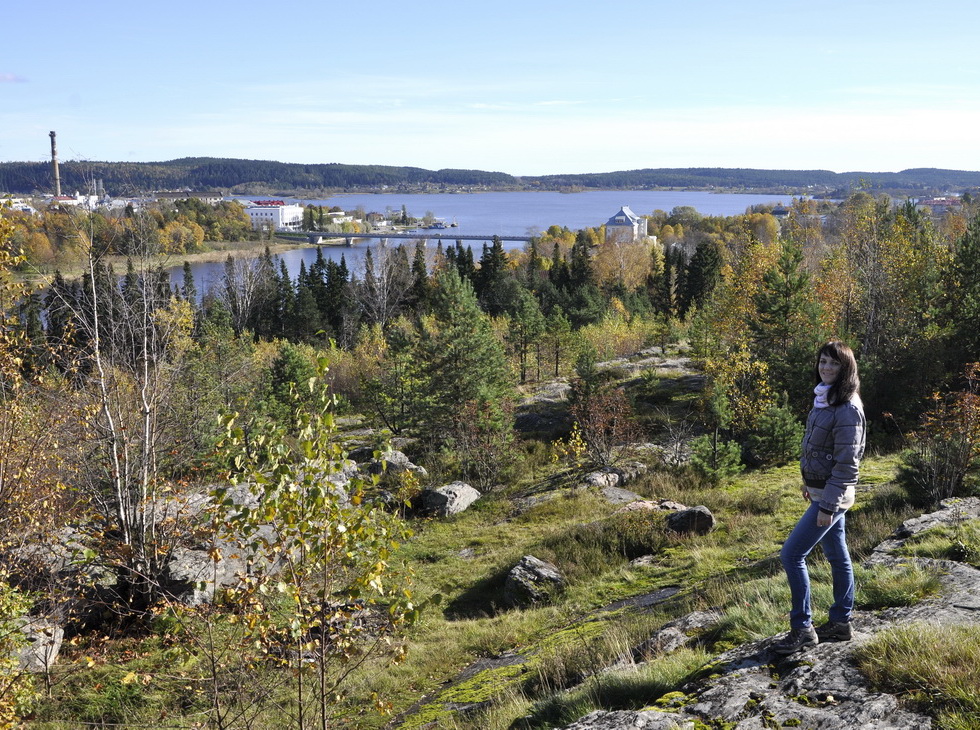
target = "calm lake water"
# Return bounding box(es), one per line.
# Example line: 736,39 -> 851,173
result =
177,190 -> 796,294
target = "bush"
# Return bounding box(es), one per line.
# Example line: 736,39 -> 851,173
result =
896,363 -> 980,507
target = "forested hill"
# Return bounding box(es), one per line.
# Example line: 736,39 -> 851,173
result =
2,156 -> 980,195
0,158 -> 519,195
529,167 -> 980,193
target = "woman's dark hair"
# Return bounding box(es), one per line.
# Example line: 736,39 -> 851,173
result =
814,340 -> 860,405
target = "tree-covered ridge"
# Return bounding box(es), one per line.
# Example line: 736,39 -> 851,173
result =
3,157 -> 980,194
530,166 -> 980,192
0,158 -> 519,195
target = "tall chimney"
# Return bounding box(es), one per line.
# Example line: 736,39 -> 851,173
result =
49,131 -> 62,197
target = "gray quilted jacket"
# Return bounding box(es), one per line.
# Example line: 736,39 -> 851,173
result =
800,397 -> 866,514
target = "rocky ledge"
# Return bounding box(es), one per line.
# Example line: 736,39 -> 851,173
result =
561,497 -> 980,730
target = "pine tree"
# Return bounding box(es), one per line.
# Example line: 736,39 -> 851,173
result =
750,238 -> 821,405
506,287 -> 546,384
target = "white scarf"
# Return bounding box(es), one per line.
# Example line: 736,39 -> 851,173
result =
813,383 -> 831,409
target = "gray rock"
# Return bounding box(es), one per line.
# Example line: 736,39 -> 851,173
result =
362,449 -> 428,478
560,710 -> 694,729
503,555 -> 566,607
624,610 -> 723,665
518,379 -> 572,406
616,461 -> 649,482
664,506 -> 716,535
584,468 -> 622,489
422,482 -> 481,516
617,499 -> 688,514
584,463 -> 649,492
14,617 -> 63,673
600,486 -> 643,504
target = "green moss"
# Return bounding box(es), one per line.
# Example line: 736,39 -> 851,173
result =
654,690 -> 693,709
398,663 -> 527,729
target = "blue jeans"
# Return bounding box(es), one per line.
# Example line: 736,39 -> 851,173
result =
780,501 -> 854,629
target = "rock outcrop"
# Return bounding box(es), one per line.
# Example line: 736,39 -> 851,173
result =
553,499 -> 980,729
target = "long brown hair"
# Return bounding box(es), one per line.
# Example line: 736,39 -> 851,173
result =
813,340 -> 860,405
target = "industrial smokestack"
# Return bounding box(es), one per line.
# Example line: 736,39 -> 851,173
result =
49,131 -> 62,198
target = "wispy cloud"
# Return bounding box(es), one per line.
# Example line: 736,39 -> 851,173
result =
0,73 -> 28,83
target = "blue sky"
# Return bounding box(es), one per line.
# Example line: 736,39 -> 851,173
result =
3,0 -> 980,175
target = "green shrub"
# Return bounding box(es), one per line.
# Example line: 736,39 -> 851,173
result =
745,398 -> 803,467
895,364 -> 980,507
690,434 -> 743,483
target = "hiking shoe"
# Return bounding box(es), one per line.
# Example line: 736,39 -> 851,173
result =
772,625 -> 818,655
815,620 -> 852,642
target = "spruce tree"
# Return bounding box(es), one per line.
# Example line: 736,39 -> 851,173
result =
415,269 -> 512,442
951,213 -> 980,362
181,261 -> 197,303
683,238 -> 723,316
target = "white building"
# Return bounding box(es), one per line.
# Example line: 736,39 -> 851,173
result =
156,191 -> 225,206
244,200 -> 305,231
605,205 -> 648,244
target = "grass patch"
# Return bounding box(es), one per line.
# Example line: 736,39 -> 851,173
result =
855,623 -> 980,729
853,563 -> 943,608
896,520 -> 980,567
514,647 -> 711,729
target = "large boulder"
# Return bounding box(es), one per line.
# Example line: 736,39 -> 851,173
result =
422,482 -> 481,517
503,555 -> 566,608
664,506 -> 715,535
583,462 -> 649,492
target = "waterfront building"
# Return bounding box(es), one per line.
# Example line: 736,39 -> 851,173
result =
605,205 -> 648,244
244,200 -> 305,231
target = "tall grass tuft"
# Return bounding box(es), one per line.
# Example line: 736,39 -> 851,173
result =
855,623 -> 980,728
516,647 -> 711,730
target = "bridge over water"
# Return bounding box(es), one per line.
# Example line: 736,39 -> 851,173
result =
279,231 -> 534,246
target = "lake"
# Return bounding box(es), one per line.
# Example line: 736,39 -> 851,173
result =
177,190 -> 797,295
297,190 -> 795,237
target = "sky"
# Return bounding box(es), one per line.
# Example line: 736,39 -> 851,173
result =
3,0 -> 980,176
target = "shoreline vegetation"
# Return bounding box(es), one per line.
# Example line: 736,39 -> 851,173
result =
17,235 -> 347,284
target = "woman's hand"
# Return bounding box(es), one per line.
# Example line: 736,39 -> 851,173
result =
816,511 -> 833,528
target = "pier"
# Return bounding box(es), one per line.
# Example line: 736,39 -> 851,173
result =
278,231 -> 534,246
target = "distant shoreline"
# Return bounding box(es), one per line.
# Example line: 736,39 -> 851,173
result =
18,237 -> 318,285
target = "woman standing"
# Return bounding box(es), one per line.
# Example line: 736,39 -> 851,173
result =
773,340 -> 866,654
